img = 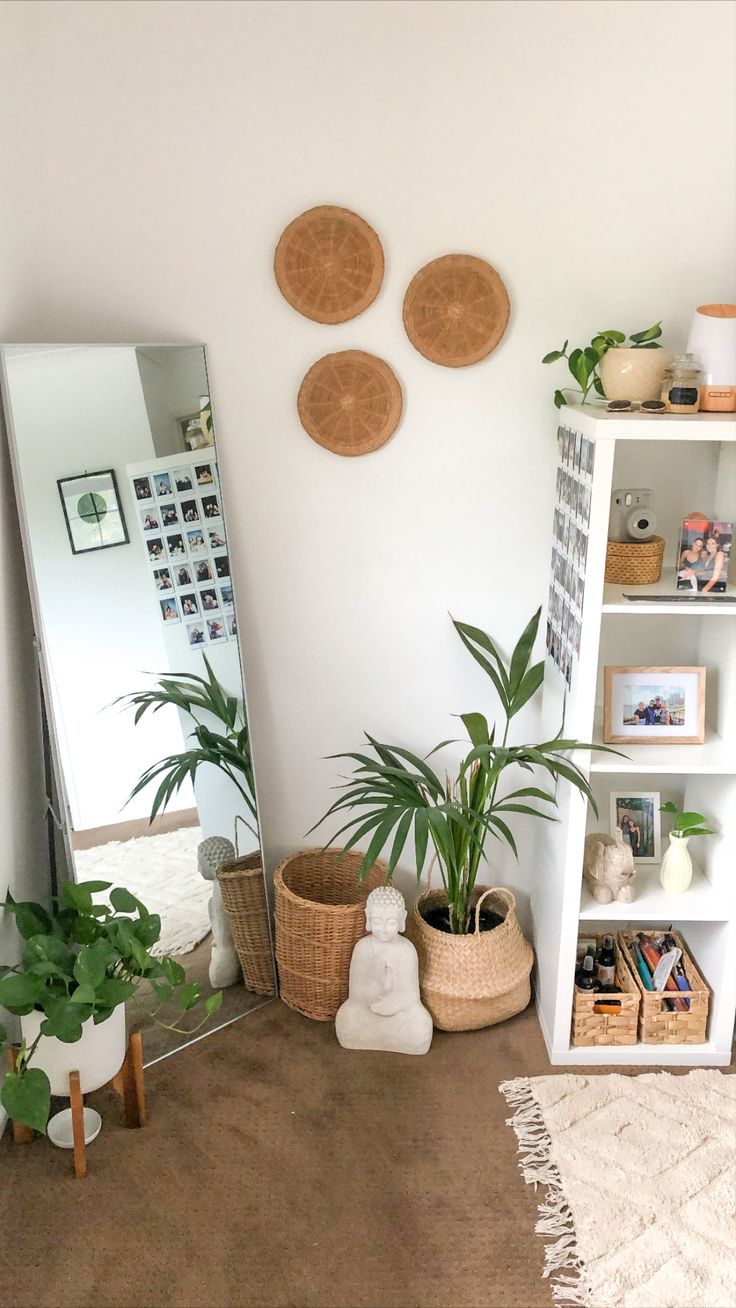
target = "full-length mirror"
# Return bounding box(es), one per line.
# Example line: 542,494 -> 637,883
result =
1,344 -> 275,1063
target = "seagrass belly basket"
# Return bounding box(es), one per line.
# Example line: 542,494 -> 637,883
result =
409,886 -> 534,1031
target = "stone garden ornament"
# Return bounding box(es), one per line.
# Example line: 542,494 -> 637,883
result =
335,886 -> 433,1055
198,836 -> 241,988
583,828 -> 636,904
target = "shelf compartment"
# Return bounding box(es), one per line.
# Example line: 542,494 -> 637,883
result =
602,567 -> 736,614
551,1041 -> 729,1067
588,718 -> 733,774
578,860 -> 728,922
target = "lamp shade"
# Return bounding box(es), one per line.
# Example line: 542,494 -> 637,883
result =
686,304 -> 736,411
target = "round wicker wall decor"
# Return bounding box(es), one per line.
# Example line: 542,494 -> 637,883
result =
403,253 -> 510,367
274,205 -> 384,324
297,350 -> 403,456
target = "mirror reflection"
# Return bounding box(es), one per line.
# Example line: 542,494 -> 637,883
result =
1,344 -> 275,1063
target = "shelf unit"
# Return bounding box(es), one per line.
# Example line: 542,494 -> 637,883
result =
533,404 -> 736,1066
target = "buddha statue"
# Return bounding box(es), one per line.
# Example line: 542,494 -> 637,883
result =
335,885 -> 433,1055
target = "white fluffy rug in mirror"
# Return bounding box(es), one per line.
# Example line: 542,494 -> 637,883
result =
74,826 -> 211,957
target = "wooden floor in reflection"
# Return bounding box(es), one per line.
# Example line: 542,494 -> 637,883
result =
126,932 -> 275,1064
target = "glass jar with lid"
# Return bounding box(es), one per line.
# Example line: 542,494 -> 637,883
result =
661,353 -> 703,412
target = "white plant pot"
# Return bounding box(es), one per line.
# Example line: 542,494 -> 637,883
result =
600,347 -> 669,402
20,1004 -> 127,1097
659,833 -> 693,895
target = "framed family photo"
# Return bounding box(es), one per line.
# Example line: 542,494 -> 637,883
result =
603,666 -> 706,745
57,470 -> 129,555
609,790 -> 661,864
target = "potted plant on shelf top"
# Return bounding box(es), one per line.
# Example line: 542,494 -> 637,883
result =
310,608 -> 617,1031
543,322 -> 667,408
0,879 -> 222,1134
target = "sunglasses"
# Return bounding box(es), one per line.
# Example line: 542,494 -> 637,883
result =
606,399 -> 667,414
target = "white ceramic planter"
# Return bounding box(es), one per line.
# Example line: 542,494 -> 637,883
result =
659,833 -> 693,894
20,1004 -> 126,1096
600,347 -> 669,402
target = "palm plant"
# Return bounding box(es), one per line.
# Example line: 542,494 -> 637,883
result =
117,655 -> 257,843
311,609 -> 618,934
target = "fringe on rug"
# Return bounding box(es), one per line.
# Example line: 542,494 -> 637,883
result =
499,1077 -> 592,1308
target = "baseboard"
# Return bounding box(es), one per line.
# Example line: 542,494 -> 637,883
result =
71,808 -> 200,851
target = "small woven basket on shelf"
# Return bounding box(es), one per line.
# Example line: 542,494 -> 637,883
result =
217,854 -> 276,997
619,929 -> 709,1044
571,934 -> 640,1047
408,886 -> 533,1032
274,848 -> 386,1021
605,536 -> 665,585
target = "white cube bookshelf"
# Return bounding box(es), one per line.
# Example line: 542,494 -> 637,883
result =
533,404 -> 736,1066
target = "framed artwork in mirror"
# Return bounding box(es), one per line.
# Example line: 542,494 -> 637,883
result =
57,469 -> 129,555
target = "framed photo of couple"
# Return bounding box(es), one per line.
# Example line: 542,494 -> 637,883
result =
609,790 -> 661,864
603,666 -> 706,745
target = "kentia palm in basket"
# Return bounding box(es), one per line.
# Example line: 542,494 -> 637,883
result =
311,609 -> 617,1031
118,657 -> 274,996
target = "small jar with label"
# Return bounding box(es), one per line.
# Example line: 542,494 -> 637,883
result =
661,353 -> 703,412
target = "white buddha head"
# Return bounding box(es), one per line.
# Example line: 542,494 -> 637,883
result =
365,884 -> 406,942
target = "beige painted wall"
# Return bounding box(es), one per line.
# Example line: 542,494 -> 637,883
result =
0,0 -> 734,912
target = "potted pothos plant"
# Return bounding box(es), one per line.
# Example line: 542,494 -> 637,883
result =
543,323 -> 667,407
0,879 -> 222,1133
311,608 -> 617,1030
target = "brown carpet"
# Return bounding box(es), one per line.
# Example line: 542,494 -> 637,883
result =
0,1001 -> 721,1308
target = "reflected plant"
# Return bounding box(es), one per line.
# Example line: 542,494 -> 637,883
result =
0,880 -> 222,1132
117,655 -> 258,842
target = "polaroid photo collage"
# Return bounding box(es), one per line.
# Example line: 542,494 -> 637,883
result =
545,425 -> 595,688
130,461 -> 237,649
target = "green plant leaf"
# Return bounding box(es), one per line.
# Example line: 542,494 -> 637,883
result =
150,978 -> 173,1004
204,991 -> 223,1018
133,914 -> 162,949
40,1000 -> 87,1043
160,956 -> 186,987
95,977 -> 136,1008
674,811 -> 707,828
660,801 -> 678,813
542,349 -> 565,364
109,887 -> 140,914
0,971 -> 44,1013
598,329 -> 626,344
508,609 -> 541,697
629,322 -> 662,344
509,661 -> 545,717
554,390 -> 566,409
70,984 -> 97,1005
593,375 -> 606,397
73,944 -> 108,990
1,1067 -> 51,1134
3,897 -> 52,940
177,982 -> 202,1012
459,712 -> 490,748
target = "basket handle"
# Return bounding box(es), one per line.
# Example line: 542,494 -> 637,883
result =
474,886 -> 515,940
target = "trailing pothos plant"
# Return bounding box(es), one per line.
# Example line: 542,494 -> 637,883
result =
543,323 -> 664,408
0,880 -> 223,1133
310,609 -> 619,935
118,655 -> 258,845
659,802 -> 716,839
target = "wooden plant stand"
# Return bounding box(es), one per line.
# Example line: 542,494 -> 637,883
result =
6,1029 -> 146,1179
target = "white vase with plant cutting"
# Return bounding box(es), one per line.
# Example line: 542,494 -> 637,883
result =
658,802 -> 716,893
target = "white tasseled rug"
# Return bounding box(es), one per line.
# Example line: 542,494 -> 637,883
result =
501,1071 -> 736,1308
74,826 -> 211,957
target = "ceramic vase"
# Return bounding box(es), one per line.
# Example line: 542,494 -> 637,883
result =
659,833 -> 693,894
20,1003 -> 126,1096
600,347 -> 669,402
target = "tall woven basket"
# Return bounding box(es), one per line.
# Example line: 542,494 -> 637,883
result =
274,848 -> 386,1021
409,886 -> 533,1031
217,854 -> 276,997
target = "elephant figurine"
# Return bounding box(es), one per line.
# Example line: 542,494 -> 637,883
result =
583,828 -> 636,904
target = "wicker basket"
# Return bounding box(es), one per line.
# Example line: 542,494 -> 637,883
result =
217,854 -> 276,997
408,886 -> 533,1032
571,935 -> 640,1046
619,929 -> 710,1044
605,536 -> 665,585
274,848 -> 386,1021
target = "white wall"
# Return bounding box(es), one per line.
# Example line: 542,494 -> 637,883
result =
0,0 -> 734,913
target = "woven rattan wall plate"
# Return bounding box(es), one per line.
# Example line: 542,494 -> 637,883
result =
403,253 -> 510,367
297,350 -> 402,456
274,205 -> 384,324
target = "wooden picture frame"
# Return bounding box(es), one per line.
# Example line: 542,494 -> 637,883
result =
603,666 -> 706,745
